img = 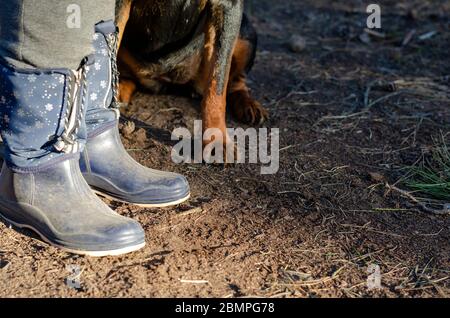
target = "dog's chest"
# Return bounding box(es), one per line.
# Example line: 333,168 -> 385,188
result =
126,0 -> 207,53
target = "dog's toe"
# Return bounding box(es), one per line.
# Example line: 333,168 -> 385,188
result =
244,99 -> 268,125
230,91 -> 269,126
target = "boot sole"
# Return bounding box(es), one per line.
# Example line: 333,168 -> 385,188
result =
93,189 -> 191,208
0,211 -> 145,257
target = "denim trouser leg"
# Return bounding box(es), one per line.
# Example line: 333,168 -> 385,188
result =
0,0 -> 115,170
0,0 -> 115,70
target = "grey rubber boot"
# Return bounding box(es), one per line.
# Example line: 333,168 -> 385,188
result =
0,58 -> 145,256
81,126 -> 191,207
80,20 -> 190,207
0,159 -> 145,256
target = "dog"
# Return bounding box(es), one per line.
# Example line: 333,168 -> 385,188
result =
115,0 -> 268,150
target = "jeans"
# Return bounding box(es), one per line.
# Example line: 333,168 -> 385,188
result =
0,0 -> 115,171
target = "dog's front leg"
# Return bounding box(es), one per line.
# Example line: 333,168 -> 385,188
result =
200,0 -> 244,161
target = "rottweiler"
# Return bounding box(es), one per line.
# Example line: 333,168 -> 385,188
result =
115,0 -> 268,150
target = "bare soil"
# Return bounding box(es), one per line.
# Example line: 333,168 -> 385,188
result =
0,0 -> 449,298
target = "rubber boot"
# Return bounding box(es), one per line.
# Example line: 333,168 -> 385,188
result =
0,57 -> 145,256
80,20 -> 190,207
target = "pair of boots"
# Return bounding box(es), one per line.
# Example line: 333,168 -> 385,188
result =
0,21 -> 190,256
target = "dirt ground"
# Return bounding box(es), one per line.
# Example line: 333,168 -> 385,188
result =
0,0 -> 449,298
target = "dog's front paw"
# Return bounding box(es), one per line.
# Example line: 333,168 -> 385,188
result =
243,98 -> 269,125
202,130 -> 239,164
229,91 -> 269,125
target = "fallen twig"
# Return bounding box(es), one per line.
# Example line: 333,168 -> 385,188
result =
385,184 -> 450,215
179,279 -> 209,284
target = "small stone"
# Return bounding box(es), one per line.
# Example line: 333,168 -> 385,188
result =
444,203 -> 450,213
369,172 -> 385,182
135,128 -> 148,145
359,32 -> 371,44
288,35 -> 307,53
122,121 -> 135,138
270,21 -> 283,32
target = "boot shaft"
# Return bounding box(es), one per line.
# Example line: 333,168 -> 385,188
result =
0,57 -> 92,172
85,20 -> 121,137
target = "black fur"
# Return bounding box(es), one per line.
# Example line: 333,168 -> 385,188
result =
240,13 -> 257,74
118,0 -> 257,94
123,0 -> 206,57
121,1 -> 256,70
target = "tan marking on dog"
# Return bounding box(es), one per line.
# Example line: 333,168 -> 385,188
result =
116,0 -> 132,48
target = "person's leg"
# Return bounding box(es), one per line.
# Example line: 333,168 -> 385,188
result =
0,0 -> 115,69
0,0 -> 145,256
80,17 -> 191,207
